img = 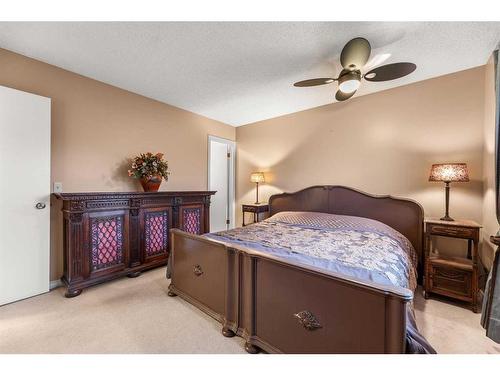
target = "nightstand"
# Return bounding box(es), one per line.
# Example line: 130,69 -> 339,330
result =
242,203 -> 269,226
424,218 -> 482,312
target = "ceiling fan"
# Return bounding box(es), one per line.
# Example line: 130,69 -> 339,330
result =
293,37 -> 417,101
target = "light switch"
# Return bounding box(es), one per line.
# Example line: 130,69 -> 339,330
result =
53,182 -> 63,193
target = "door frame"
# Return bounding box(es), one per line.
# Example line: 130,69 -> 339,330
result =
207,135 -> 236,230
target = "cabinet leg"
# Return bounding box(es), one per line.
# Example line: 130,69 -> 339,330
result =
472,300 -> 480,313
65,289 -> 82,298
423,290 -> 430,300
167,287 -> 177,297
222,326 -> 236,337
244,342 -> 260,354
127,271 -> 141,278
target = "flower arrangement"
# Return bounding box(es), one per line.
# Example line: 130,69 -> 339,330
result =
128,152 -> 170,192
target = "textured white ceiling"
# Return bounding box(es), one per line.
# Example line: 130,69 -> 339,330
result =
0,22 -> 499,126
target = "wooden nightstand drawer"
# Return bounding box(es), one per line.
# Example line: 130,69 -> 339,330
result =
429,263 -> 472,299
428,225 -> 474,239
242,205 -> 258,213
242,204 -> 269,213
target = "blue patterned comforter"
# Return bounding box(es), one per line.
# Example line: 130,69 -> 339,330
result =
204,211 -> 435,353
205,211 -> 417,291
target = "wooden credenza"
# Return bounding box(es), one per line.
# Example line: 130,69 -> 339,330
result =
55,191 -> 215,297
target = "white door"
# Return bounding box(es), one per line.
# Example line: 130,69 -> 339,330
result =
208,136 -> 235,232
0,86 -> 51,305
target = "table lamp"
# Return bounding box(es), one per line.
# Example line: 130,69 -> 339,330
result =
429,163 -> 469,221
250,172 -> 265,204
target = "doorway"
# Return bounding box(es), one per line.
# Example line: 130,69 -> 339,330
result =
208,136 -> 235,232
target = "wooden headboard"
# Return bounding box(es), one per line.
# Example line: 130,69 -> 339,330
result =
269,185 -> 424,282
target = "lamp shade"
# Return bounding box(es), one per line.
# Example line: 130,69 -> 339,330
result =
429,163 -> 469,183
250,172 -> 265,183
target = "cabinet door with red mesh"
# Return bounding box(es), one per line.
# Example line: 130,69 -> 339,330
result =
141,207 -> 172,264
86,210 -> 129,278
179,204 -> 205,235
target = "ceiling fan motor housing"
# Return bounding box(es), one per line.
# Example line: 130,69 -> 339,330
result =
338,69 -> 361,93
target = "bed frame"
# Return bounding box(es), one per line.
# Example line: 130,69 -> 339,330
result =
167,185 -> 424,353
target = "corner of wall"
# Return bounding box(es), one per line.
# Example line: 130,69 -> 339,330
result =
481,54 -> 498,270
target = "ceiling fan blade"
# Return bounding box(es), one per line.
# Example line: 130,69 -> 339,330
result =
363,62 -> 416,82
340,37 -> 371,70
335,90 -> 356,102
293,78 -> 335,87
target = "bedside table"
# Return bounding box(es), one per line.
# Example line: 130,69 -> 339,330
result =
424,218 -> 482,312
242,203 -> 269,226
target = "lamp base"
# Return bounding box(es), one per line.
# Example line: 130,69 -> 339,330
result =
440,182 -> 454,221
440,215 -> 454,221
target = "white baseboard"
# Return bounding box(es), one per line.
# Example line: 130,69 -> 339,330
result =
49,279 -> 64,290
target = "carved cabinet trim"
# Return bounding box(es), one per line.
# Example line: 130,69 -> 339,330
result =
56,191 -> 215,297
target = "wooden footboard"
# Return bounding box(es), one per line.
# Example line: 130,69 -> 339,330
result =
169,229 -> 413,354
168,229 -> 234,324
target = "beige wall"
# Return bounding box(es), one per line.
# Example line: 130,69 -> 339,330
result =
0,48 -> 235,281
482,55 -> 498,269
1,45 -> 497,280
237,66 -> 487,260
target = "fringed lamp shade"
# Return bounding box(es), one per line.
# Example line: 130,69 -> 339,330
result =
429,163 -> 469,183
250,172 -> 265,183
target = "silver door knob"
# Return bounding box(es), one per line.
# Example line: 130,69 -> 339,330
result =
35,203 -> 46,209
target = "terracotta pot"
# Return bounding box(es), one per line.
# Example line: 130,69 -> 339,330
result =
140,175 -> 162,192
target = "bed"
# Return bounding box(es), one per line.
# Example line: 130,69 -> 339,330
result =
167,185 -> 435,353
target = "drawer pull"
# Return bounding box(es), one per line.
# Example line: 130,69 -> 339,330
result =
293,310 -> 322,331
193,264 -> 204,277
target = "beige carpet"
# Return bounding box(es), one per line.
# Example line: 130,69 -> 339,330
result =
0,267 -> 498,354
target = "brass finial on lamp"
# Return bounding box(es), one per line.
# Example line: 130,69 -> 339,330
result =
250,172 -> 265,204
429,163 -> 469,221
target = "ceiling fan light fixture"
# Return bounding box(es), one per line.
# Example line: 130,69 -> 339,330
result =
338,71 -> 361,93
